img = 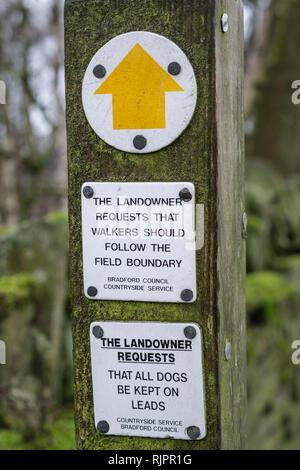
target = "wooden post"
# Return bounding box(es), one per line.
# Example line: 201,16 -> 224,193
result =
65,0 -> 247,450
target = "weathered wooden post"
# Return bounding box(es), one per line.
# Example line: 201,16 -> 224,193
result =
65,0 -> 247,450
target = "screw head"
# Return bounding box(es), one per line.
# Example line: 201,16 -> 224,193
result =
168,62 -> 181,76
225,342 -> 232,361
83,186 -> 94,199
221,13 -> 229,33
97,420 -> 109,434
242,212 -> 248,230
181,289 -> 194,302
133,135 -> 147,150
179,188 -> 192,202
87,286 -> 98,297
184,326 -> 197,339
93,64 -> 106,79
187,426 -> 201,440
92,325 -> 104,339
242,212 -> 248,239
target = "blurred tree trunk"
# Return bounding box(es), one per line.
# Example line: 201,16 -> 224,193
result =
244,1 -> 271,115
0,0 -> 66,224
246,0 -> 300,174
0,216 -> 69,439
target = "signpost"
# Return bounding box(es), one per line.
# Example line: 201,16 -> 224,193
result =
65,0 -> 247,450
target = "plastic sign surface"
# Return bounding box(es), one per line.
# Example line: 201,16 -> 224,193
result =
82,31 -> 197,153
81,182 -> 196,303
90,321 -> 206,440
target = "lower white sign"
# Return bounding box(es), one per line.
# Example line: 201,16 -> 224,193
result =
82,182 -> 196,303
90,321 -> 206,440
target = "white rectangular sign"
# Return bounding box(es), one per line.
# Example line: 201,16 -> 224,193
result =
90,321 -> 206,441
82,182 -> 196,303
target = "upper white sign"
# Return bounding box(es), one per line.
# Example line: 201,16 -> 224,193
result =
90,321 -> 206,440
82,31 -> 197,153
81,182 -> 196,303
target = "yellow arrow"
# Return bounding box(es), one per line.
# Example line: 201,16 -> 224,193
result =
94,43 -> 184,130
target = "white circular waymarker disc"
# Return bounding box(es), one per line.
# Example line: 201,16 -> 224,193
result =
82,31 -> 197,154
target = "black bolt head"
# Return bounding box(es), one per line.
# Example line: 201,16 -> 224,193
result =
87,286 -> 98,297
184,326 -> 197,340
187,426 -> 201,440
179,188 -> 192,202
97,420 -> 109,434
83,186 -> 94,199
181,289 -> 194,302
168,62 -> 181,76
92,325 -> 104,339
93,64 -> 106,79
133,135 -> 147,150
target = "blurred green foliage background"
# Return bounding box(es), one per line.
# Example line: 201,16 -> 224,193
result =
0,0 -> 300,450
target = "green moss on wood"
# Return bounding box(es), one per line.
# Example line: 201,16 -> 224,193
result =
65,0 -> 245,450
